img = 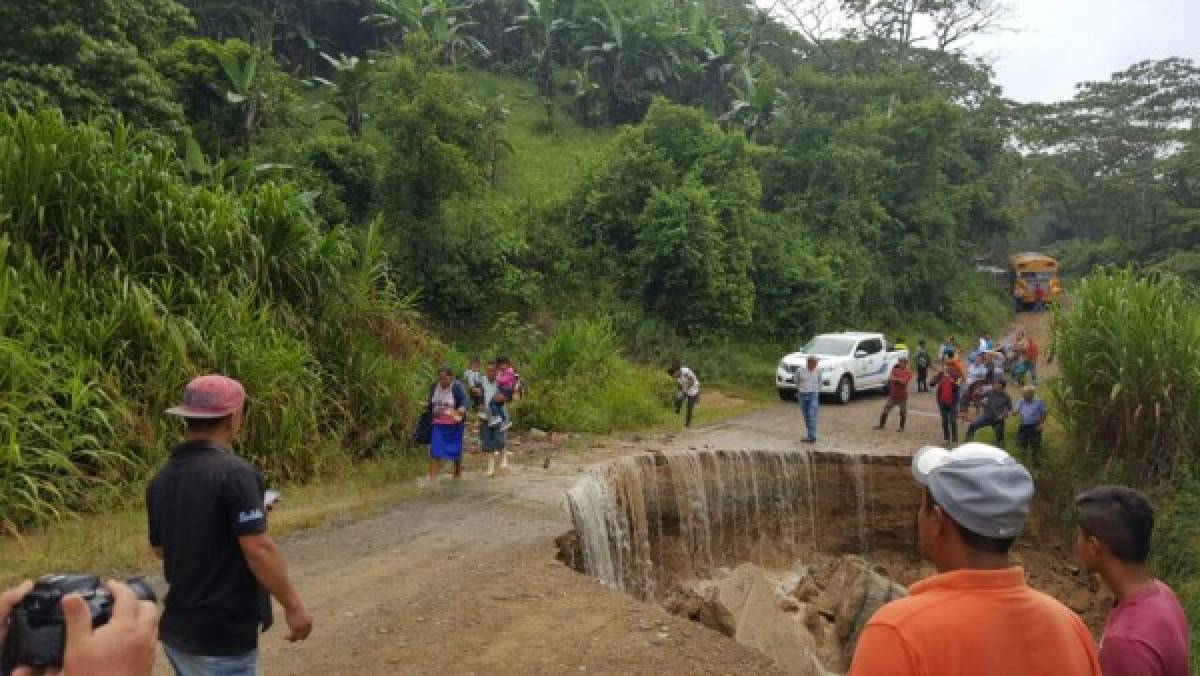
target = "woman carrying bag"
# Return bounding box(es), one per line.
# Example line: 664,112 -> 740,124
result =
418,366 -> 468,487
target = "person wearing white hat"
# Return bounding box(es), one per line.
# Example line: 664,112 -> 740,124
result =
849,443 -> 1100,676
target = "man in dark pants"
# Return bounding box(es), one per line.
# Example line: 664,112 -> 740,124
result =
148,375 -> 313,675
669,363 -> 700,428
932,367 -> 959,443
966,380 -> 1013,448
914,340 -> 931,393
1013,385 -> 1047,467
875,357 -> 913,432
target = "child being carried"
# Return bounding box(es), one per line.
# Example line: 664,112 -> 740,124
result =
489,355 -> 518,431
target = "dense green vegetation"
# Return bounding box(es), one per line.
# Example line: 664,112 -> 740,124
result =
0,110 -> 431,531
1,0 -> 1039,528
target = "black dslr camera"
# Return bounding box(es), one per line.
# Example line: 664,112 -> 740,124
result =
1,574 -> 157,672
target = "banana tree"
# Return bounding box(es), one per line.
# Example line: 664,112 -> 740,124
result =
363,0 -> 425,46
478,94 -> 513,186
580,0 -> 688,123
568,66 -> 601,127
721,78 -> 782,142
215,47 -> 267,150
507,0 -> 572,99
309,52 -> 376,139
424,0 -> 492,65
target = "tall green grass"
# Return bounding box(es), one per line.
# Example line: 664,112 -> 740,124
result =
0,110 -> 429,531
1051,268 -> 1200,484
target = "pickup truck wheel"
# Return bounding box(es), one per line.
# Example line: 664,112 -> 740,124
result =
778,389 -> 797,402
837,376 -> 853,405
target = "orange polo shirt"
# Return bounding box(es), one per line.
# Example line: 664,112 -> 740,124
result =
848,567 -> 1100,676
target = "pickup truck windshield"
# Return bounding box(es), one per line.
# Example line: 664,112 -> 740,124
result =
802,336 -> 856,357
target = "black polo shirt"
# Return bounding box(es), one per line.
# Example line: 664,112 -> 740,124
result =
147,440 -> 272,656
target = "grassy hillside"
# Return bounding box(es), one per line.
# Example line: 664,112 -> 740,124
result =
458,70 -> 616,201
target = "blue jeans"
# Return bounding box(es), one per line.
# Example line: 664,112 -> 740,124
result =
164,644 -> 257,676
965,417 -> 1005,449
798,392 -> 819,441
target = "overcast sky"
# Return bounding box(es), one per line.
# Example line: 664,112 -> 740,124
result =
967,0 -> 1199,103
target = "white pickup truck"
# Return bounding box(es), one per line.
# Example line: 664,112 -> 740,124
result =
775,332 -> 909,404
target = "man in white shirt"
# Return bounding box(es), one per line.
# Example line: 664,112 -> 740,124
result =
669,363 -> 700,427
795,355 -> 821,443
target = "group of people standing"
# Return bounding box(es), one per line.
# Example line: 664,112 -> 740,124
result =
788,328 -> 1047,461
419,356 -> 519,486
908,330 -> 1048,465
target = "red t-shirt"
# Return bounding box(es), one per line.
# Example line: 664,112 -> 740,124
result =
888,367 -> 913,401
1100,580 -> 1190,676
936,374 -> 957,405
1035,286 -> 1046,300
1026,338 -> 1040,362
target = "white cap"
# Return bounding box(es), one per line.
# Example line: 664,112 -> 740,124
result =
912,443 -> 1034,539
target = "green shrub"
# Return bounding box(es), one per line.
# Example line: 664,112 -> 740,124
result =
518,318 -> 674,433
0,110 -> 352,304
374,57 -> 488,221
572,100 -> 761,334
0,0 -> 190,130
297,135 -> 383,225
397,197 -> 538,322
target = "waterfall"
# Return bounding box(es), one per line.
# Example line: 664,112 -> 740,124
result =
564,449 -> 913,597
846,453 -> 869,553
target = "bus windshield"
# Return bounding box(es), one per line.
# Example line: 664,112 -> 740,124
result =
1019,271 -> 1055,283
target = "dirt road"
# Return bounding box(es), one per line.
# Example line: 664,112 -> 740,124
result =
154,352 -> 1097,675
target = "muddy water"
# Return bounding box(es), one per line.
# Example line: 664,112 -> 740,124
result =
562,449 -> 920,599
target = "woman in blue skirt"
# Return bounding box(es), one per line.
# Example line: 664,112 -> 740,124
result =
427,366 -> 468,484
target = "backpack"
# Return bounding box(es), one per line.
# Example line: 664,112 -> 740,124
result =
411,383 -> 438,445
412,407 -> 433,445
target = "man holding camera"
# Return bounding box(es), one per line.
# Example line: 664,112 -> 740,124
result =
0,578 -> 158,675
147,375 -> 312,675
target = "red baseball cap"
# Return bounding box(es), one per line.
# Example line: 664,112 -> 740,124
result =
167,375 -> 246,419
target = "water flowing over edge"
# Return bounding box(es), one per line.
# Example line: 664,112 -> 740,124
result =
565,449 -> 908,596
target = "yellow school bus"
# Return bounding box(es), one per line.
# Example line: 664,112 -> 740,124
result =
1009,253 -> 1062,310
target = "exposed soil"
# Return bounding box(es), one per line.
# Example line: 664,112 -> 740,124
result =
147,314 -> 1099,675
